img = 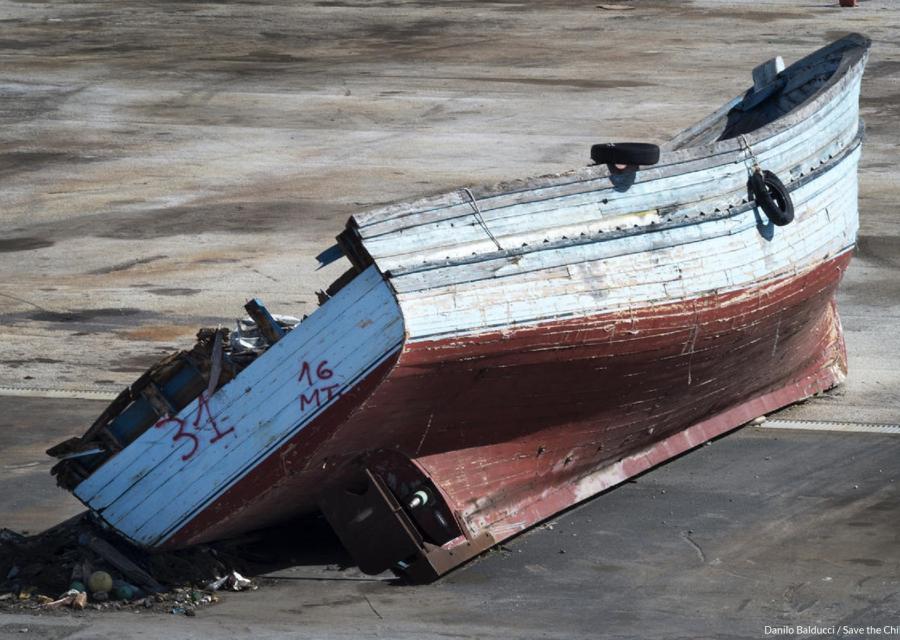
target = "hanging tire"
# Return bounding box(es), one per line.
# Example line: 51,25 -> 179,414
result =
749,169 -> 794,226
590,142 -> 660,166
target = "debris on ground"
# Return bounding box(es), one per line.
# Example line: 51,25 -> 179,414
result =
0,513 -> 262,616
205,571 -> 257,592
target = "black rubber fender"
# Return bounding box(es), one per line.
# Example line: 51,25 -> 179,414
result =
590,142 -> 660,166
749,169 -> 794,226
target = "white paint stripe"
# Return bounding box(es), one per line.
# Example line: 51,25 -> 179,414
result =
760,420 -> 900,435
0,386 -> 119,401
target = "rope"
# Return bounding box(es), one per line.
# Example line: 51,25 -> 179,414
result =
737,134 -> 761,174
462,188 -> 503,251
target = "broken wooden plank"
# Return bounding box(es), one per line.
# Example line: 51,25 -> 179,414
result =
78,533 -> 165,593
244,299 -> 286,345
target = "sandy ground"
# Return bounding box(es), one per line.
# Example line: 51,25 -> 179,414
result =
1,0 -> 898,637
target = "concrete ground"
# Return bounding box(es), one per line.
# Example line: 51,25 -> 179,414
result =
1,0 -> 898,637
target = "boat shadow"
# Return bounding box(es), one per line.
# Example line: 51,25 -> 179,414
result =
608,166 -> 637,191
211,512 -> 414,585
0,510 -> 402,599
209,511 -> 358,575
749,182 -> 776,240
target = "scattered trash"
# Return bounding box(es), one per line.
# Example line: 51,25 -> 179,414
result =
0,512 -> 272,615
230,313 -> 300,355
206,571 -> 256,592
44,593 -> 76,609
87,571 -> 113,594
112,581 -> 139,601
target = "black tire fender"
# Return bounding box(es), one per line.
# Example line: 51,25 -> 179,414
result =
749,169 -> 794,226
590,142 -> 660,166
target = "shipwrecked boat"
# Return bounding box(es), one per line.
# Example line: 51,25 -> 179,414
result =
49,34 -> 869,582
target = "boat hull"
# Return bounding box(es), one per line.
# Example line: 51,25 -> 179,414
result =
397,252 -> 850,541
52,34 -> 869,582
83,132 -> 858,562
166,250 -> 850,565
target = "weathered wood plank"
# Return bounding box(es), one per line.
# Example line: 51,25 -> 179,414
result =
353,74 -> 859,247
75,266 -> 404,542
390,143 -> 858,294
351,34 -> 867,237
394,150 -> 858,340
357,86 -> 860,274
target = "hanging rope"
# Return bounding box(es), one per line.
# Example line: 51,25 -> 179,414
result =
737,134 -> 761,174
462,188 -> 503,251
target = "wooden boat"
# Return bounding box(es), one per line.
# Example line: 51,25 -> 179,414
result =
49,34 -> 870,582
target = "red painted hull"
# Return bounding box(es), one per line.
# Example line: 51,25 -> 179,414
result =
169,252 -> 851,554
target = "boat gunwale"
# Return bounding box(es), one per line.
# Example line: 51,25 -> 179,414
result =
384,127 -> 864,282
364,88 -> 861,268
350,34 -> 869,232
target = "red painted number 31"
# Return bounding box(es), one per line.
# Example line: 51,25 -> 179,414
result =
153,392 -> 235,462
